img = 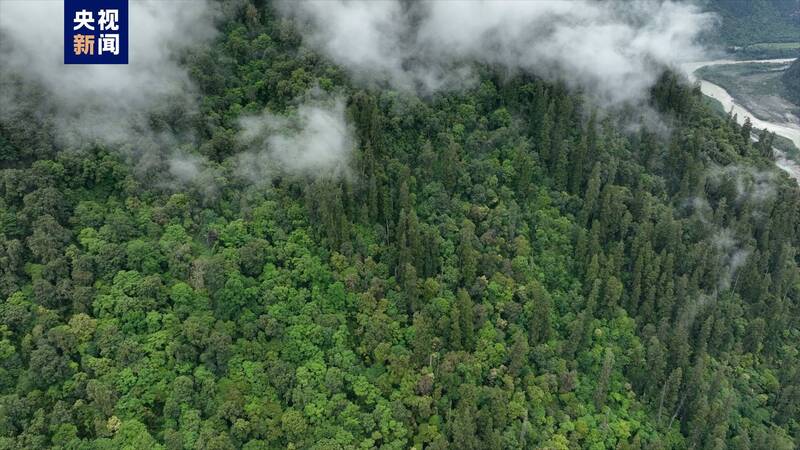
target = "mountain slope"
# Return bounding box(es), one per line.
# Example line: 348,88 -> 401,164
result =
1,2 -> 799,449
784,58 -> 800,104
702,0 -> 800,47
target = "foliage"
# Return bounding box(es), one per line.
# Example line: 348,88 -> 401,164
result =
703,0 -> 800,47
783,58 -> 800,104
1,1 -> 799,449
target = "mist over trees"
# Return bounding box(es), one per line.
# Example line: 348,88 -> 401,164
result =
0,1 -> 799,449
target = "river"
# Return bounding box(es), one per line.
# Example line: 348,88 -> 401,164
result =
680,58 -> 800,182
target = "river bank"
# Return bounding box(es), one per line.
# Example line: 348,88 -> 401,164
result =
681,58 -> 800,182
695,61 -> 799,124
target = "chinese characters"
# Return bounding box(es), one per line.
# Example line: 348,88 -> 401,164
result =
64,0 -> 128,64
72,8 -> 119,55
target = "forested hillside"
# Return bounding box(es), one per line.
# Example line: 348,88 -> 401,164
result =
784,58 -> 800,104
1,2 -> 800,450
702,0 -> 800,47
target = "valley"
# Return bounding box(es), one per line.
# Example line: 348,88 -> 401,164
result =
683,58 -> 800,181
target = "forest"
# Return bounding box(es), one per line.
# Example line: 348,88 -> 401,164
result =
1,1 -> 800,449
784,58 -> 800,104
703,0 -> 800,48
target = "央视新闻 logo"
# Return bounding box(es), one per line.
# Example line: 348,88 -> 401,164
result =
64,0 -> 128,64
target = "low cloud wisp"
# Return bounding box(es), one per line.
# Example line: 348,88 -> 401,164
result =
236,98 -> 354,183
0,0 -> 219,146
0,1 -> 715,187
0,1 -> 354,186
281,0 -> 714,106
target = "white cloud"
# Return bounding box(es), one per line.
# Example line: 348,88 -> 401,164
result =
236,98 -> 354,182
0,0 -> 219,145
281,0 -> 714,106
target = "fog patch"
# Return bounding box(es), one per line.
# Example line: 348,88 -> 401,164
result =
711,229 -> 750,292
235,97 -> 354,184
707,164 -> 777,205
281,0 -> 713,107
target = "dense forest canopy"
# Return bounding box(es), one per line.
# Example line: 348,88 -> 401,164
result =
702,0 -> 800,47
1,1 -> 800,449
